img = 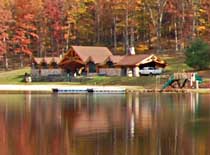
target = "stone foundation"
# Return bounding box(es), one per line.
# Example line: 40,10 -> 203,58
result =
31,69 -> 64,77
99,68 -> 122,76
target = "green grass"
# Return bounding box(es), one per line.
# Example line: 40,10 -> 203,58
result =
0,67 -> 30,84
81,76 -> 166,88
30,81 -> 80,85
161,55 -> 193,74
0,67 -> 165,88
0,68 -> 80,85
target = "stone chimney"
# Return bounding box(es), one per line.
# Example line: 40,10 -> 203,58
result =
129,47 -> 135,55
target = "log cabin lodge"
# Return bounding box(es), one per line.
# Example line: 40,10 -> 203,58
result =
31,46 -> 166,78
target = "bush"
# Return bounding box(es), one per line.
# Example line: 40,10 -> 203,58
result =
185,38 -> 210,70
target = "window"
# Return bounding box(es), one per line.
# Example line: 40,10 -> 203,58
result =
41,62 -> 48,69
106,61 -> 114,68
88,61 -> 96,73
51,62 -> 58,68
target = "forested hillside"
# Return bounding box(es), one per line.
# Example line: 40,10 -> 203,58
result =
0,0 -> 210,69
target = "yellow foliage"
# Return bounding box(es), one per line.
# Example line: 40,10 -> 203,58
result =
151,37 -> 157,42
197,26 -> 206,32
116,47 -> 124,53
199,9 -> 206,13
136,44 -> 149,52
199,19 -> 206,24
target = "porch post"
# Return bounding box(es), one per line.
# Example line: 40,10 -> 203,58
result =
127,68 -> 133,77
86,65 -> 89,74
133,66 -> 140,77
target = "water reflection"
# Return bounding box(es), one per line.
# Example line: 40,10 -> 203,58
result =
0,92 -> 210,154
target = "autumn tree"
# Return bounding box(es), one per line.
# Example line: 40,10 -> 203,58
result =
1,0 -> 210,70
43,0 -> 66,56
10,0 -> 39,67
63,0 -> 78,51
143,0 -> 168,52
0,0 -> 12,69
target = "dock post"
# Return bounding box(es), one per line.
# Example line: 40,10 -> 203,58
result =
196,80 -> 199,89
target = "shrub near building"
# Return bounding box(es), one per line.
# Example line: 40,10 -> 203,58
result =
185,38 -> 210,70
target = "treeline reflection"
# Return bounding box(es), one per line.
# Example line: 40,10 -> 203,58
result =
0,93 -> 209,155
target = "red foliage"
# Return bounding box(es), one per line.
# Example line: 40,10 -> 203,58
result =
10,0 -> 38,55
0,2 -> 12,55
43,0 -> 64,45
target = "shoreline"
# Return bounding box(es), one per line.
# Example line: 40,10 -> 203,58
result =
0,84 -> 127,92
0,84 -> 209,93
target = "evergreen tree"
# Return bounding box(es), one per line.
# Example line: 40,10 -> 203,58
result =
185,38 -> 210,70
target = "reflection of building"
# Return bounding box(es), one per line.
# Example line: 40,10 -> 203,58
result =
190,93 -> 199,113
63,94 -> 127,136
127,93 -> 153,135
72,109 -> 109,135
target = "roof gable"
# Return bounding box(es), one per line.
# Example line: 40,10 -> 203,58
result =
117,54 -> 150,66
33,57 -> 61,65
108,55 -> 125,64
72,46 -> 113,64
140,54 -> 166,66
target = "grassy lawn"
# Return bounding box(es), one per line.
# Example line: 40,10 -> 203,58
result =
0,67 -> 165,88
80,76 -> 165,88
0,68 -> 80,85
0,68 -> 30,84
160,54 -> 193,74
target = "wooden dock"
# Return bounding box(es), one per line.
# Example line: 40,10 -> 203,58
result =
52,87 -> 126,94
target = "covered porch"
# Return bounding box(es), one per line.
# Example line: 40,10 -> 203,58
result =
59,58 -> 86,76
59,57 -> 100,76
116,54 -> 167,77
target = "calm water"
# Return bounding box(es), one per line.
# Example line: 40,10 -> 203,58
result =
0,92 -> 210,155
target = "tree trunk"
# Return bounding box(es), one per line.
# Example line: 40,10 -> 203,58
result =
113,16 -> 117,53
130,26 -> 135,48
180,0 -> 185,51
174,20 -> 179,52
192,0 -> 200,39
39,40 -> 43,57
157,6 -> 164,53
130,6 -> 135,48
96,15 -> 100,44
148,29 -> 152,49
3,37 -> 8,70
96,1 -> 101,44
38,25 -> 45,57
4,54 -> 8,70
147,0 -> 167,53
66,23 -> 71,51
192,8 -> 197,39
157,22 -> 162,53
20,53 -> 23,68
125,6 -> 129,55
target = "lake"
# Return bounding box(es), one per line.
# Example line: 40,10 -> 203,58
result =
0,92 -> 210,155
